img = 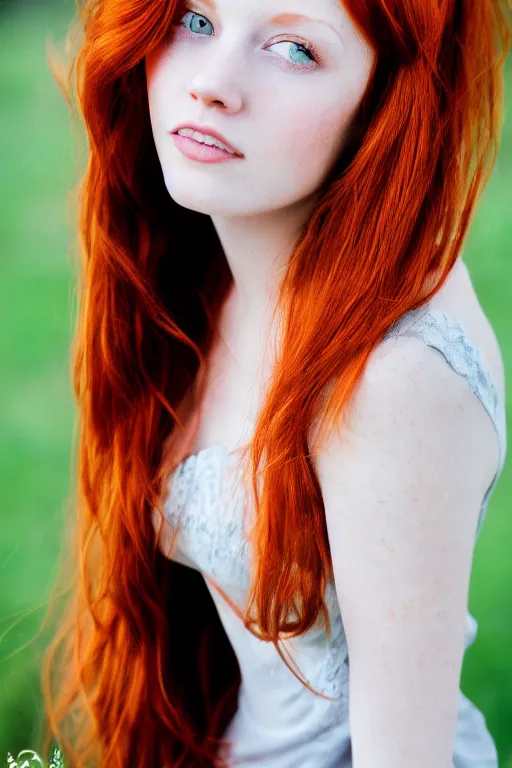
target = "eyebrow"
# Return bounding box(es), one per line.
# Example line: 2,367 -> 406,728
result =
191,0 -> 344,43
268,13 -> 343,43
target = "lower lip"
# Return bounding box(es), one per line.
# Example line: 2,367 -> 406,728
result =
171,133 -> 242,163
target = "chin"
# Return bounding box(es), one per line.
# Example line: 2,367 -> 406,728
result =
168,195 -> 236,217
163,181 -> 239,217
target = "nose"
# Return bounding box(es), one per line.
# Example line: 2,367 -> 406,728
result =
187,41 -> 244,112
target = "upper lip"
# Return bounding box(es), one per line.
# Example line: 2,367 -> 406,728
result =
170,123 -> 244,157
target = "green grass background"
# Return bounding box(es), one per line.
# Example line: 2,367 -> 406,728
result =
0,1 -> 511,765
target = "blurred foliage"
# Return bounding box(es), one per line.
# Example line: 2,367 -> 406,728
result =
0,1 -> 511,765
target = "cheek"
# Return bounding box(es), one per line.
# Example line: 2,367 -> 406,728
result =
275,97 -> 354,173
146,61 -> 165,123
268,56 -> 373,172
146,48 -> 180,118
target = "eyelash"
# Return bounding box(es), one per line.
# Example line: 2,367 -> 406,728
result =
176,10 -> 319,70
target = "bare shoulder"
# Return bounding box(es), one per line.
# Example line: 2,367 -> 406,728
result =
312,257 -> 503,506
312,329 -> 500,526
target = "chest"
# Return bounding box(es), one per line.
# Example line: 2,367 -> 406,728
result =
179,300 -> 280,456
179,258 -> 504,457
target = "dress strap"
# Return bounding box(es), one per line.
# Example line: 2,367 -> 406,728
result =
384,307 -> 507,538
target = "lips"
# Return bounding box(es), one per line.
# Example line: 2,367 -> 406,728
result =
170,123 -> 243,157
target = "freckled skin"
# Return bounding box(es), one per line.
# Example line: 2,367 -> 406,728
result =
145,0 -> 376,219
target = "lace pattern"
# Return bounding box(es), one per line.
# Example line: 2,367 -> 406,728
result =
384,307 -> 507,537
385,308 -> 500,431
165,446 -> 252,596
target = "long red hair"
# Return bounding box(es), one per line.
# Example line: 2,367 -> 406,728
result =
40,0 -> 511,765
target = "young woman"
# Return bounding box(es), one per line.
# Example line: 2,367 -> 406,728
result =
41,0 -> 510,766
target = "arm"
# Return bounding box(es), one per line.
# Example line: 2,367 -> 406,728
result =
312,335 -> 499,768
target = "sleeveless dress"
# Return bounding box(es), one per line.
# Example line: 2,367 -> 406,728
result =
163,307 -> 508,767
